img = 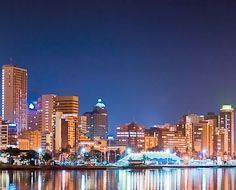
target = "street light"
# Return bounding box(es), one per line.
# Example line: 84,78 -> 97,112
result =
38,148 -> 43,165
81,147 -> 86,154
126,148 -> 132,155
38,148 -> 42,154
202,149 -> 207,160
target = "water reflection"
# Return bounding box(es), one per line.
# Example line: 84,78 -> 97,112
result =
0,168 -> 235,190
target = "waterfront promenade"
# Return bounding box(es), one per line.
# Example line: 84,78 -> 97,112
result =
0,164 -> 236,170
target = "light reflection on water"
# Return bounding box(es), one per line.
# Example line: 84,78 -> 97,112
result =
0,168 -> 235,190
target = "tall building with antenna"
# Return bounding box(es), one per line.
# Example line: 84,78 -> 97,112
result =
83,99 -> 108,139
2,64 -> 28,133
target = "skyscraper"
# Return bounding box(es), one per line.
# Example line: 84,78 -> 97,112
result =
28,101 -> 40,131
184,114 -> 202,152
38,94 -> 56,132
220,105 -> 234,155
52,95 -> 79,153
0,117 -> 18,149
2,64 -> 27,133
53,96 -> 79,115
84,99 -> 108,139
192,120 -> 214,155
32,94 -> 79,153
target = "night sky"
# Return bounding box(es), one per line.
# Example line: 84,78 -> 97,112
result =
0,1 -> 236,134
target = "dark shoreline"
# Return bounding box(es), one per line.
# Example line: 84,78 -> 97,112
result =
0,165 -> 236,171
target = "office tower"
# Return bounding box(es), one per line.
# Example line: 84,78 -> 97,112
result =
184,114 -> 203,152
158,128 -> 187,153
0,117 -> 18,149
116,122 -> 145,151
214,128 -> 228,156
7,122 -> 18,147
27,101 -> 40,130
54,114 -> 88,153
144,129 -> 158,151
53,96 -> 79,115
0,117 -> 7,149
205,113 -> 219,156
52,96 -> 79,153
41,131 -> 53,151
192,120 -> 214,155
54,113 -> 79,152
83,99 -> 108,139
77,116 -> 89,143
37,95 -> 79,152
18,129 -> 41,150
38,94 -> 56,132
2,64 -> 27,133
220,105 -> 234,155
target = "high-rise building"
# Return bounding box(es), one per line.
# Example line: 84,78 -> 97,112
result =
144,128 -> 158,150
18,129 -> 41,150
38,94 -> 56,132
77,116 -> 89,143
0,117 -> 18,150
2,64 -> 27,133
220,105 -> 234,155
41,131 -> 53,151
27,101 -> 40,131
53,96 -> 79,115
184,114 -> 203,152
192,120 -> 214,155
0,117 -> 7,149
54,114 -> 88,153
204,113 -> 218,156
144,136 -> 158,151
158,128 -> 187,153
116,122 -> 145,151
37,95 -> 79,152
52,96 -> 79,153
83,99 -> 108,139
214,127 -> 228,156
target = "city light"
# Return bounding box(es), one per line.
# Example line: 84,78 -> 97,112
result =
81,147 -> 86,154
0,1 -> 236,189
29,103 -> 35,110
126,148 -> 132,155
38,148 -> 43,154
165,149 -> 171,154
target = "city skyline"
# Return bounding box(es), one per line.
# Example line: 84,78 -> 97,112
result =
2,62 -> 236,135
2,63 -> 234,158
1,2 -> 236,189
1,1 -> 236,132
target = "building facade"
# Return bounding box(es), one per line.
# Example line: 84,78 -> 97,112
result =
116,122 -> 145,151
38,94 -> 56,132
158,128 -> 187,153
54,113 -> 85,153
192,121 -> 214,155
18,129 -> 41,150
0,117 -> 18,150
28,101 -> 40,131
2,64 -> 27,133
219,105 -> 235,155
83,99 -> 108,139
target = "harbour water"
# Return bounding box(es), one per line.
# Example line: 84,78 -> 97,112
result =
0,168 -> 235,190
